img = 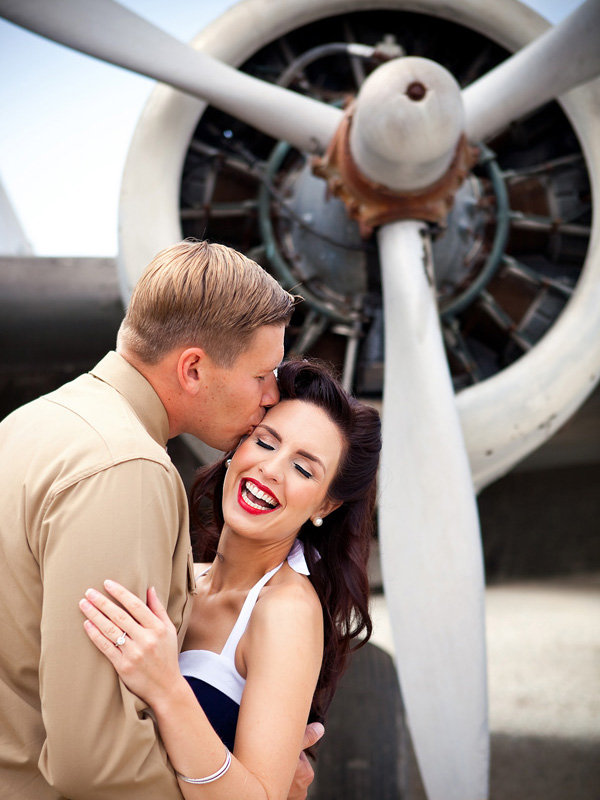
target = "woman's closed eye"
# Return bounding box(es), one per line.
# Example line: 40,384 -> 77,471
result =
256,437 -> 313,478
294,463 -> 313,479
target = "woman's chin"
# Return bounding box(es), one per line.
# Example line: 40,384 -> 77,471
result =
222,508 -> 303,546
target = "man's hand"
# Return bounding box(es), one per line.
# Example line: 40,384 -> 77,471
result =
287,722 -> 325,800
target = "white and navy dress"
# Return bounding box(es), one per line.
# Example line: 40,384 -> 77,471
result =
178,540 -> 311,751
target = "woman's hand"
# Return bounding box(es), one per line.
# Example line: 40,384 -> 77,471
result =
79,580 -> 183,707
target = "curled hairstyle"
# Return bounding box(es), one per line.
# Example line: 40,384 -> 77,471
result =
190,358 -> 382,725
118,240 -> 295,366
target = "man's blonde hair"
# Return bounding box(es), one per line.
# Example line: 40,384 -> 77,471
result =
118,240 -> 295,366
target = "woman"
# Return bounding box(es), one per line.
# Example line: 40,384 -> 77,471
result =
79,359 -> 381,799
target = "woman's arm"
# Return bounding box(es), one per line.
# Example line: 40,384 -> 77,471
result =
79,580 -> 323,800
234,582 -> 324,796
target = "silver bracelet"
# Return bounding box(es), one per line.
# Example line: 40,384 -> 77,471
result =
175,747 -> 232,785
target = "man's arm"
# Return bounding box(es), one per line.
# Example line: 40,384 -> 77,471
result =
37,458 -> 189,799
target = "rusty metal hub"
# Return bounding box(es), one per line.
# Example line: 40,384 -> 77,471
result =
312,102 -> 479,236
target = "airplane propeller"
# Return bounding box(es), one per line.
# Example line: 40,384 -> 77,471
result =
464,0 -> 600,142
2,0 -> 600,174
0,0 -> 341,153
378,220 -> 488,799
2,1 -> 599,798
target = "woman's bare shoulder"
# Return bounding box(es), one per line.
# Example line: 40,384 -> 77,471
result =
256,567 -> 322,628
241,567 -> 324,676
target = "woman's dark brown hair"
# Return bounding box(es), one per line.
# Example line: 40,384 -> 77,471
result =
189,358 -> 381,726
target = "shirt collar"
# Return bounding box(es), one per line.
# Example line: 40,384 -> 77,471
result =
89,351 -> 170,448
286,538 -> 321,576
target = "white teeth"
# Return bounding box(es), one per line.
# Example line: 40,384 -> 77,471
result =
242,486 -> 267,511
245,480 -> 277,507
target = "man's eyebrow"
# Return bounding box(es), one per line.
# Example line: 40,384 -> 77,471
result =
256,424 -> 325,470
261,363 -> 281,374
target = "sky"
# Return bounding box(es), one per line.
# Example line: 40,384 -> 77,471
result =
0,0 -> 583,256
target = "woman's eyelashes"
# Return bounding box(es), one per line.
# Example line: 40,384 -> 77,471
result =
294,463 -> 312,479
254,437 -> 313,479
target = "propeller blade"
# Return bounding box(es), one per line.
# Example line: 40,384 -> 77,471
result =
464,0 -> 600,142
377,220 -> 488,800
0,0 -> 341,153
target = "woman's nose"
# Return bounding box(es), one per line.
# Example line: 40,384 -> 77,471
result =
260,372 -> 280,408
259,451 -> 284,483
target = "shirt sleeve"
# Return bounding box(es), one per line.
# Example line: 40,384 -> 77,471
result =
37,458 -> 189,799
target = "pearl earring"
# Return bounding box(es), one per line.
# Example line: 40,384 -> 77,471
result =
225,458 -> 232,468
313,517 -> 323,527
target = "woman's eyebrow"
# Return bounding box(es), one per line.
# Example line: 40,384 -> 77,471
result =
257,424 -> 325,470
296,449 -> 325,470
257,423 -> 281,442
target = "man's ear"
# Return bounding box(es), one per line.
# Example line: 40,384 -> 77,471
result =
176,347 -> 207,395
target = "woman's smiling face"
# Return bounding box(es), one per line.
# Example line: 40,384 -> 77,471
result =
221,399 -> 344,540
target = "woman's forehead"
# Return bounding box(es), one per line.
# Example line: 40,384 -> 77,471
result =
264,398 -> 330,425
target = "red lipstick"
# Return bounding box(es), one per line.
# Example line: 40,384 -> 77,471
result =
237,478 -> 280,515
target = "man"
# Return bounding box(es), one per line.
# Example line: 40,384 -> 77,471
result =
0,241 -> 322,799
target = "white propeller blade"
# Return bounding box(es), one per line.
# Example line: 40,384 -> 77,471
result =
464,0 -> 600,142
377,220 -> 488,800
0,0 -> 341,154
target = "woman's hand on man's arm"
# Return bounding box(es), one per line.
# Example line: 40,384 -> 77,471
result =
79,580 -> 185,708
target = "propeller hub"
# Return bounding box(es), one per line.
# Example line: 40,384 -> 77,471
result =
349,56 -> 466,192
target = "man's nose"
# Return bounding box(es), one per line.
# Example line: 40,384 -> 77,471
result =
261,371 -> 280,408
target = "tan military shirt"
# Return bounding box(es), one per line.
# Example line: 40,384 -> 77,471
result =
0,352 -> 196,799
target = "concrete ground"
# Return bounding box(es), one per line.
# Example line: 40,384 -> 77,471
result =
369,573 -> 600,799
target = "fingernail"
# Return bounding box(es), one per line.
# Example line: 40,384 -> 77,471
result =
104,579 -> 114,589
85,588 -> 97,600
